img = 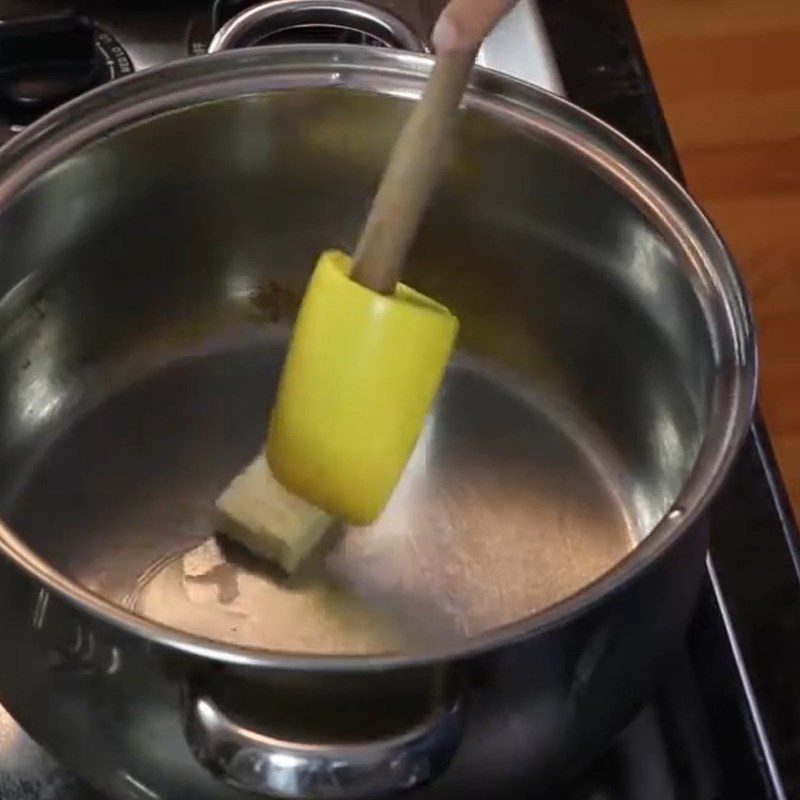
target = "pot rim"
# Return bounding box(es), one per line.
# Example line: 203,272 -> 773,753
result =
0,45 -> 756,671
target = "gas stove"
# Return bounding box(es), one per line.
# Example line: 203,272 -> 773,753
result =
1,1 -> 799,799
0,0 -> 560,144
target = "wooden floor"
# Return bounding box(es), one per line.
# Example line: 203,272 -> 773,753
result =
627,0 -> 800,513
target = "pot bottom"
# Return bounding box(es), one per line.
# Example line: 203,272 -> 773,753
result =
5,328 -> 635,656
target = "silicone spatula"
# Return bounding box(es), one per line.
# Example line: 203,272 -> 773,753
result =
265,47 -> 474,525
217,3 -> 517,572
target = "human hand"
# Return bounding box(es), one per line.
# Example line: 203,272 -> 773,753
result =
432,0 -> 518,52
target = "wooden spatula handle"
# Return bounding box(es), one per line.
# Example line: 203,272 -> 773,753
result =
351,49 -> 477,295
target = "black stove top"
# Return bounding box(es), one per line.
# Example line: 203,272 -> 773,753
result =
1,1 -> 799,798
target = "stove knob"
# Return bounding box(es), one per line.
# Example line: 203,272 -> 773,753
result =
0,3 -> 102,124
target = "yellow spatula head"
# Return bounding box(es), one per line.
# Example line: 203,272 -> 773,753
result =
267,250 -> 459,525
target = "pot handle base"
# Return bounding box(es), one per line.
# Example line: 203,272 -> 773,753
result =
185,692 -> 464,799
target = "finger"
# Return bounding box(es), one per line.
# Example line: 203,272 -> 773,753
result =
432,0 -> 518,52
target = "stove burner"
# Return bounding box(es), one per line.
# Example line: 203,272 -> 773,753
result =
207,0 -> 425,54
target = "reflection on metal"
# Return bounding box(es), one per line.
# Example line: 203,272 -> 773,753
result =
120,770 -> 162,800
31,588 -> 49,630
187,694 -> 463,799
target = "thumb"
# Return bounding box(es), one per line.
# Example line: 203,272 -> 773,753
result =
432,0 -> 517,53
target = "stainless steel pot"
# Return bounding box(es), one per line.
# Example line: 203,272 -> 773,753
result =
0,47 -> 755,800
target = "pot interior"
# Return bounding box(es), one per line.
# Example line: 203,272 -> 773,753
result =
0,87 -> 714,655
